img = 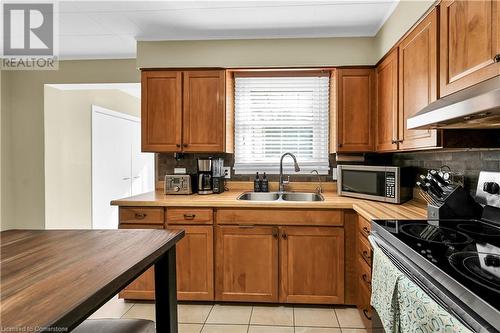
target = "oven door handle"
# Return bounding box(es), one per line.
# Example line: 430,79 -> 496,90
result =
368,234 -> 380,251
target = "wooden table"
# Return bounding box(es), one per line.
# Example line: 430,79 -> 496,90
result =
0,229 -> 184,332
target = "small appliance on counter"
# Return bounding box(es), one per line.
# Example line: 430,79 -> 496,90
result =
197,158 -> 213,195
212,158 -> 225,194
337,165 -> 414,203
164,174 -> 196,195
371,170 -> 500,332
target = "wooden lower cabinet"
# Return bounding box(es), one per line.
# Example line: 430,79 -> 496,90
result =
119,223 -> 162,300
279,226 -> 345,304
215,225 -> 279,302
169,225 -> 214,301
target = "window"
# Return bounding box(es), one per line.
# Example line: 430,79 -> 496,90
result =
234,73 -> 330,174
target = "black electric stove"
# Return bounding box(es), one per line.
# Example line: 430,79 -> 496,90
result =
370,171 -> 500,333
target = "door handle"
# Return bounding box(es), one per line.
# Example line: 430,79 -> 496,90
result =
183,144 -> 188,148
362,226 -> 370,236
122,177 -> 131,180
133,176 -> 140,179
176,144 -> 181,148
134,213 -> 146,219
362,250 -> 372,261
281,232 -> 288,240
183,214 -> 196,220
272,228 -> 278,239
362,273 -> 371,285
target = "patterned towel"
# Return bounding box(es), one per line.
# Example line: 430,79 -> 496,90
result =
371,246 -> 404,333
397,276 -> 473,333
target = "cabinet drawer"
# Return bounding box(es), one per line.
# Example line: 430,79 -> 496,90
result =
358,233 -> 372,265
119,207 -> 165,225
167,208 -> 213,225
216,209 -> 343,226
358,256 -> 372,291
357,278 -> 373,325
358,215 -> 371,239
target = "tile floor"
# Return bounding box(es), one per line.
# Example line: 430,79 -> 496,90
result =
89,296 -> 367,333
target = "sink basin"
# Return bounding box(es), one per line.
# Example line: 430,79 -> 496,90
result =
237,192 -> 280,201
237,192 -> 323,202
281,192 -> 324,202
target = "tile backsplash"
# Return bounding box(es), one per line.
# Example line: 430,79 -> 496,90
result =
392,149 -> 500,193
157,153 -> 336,182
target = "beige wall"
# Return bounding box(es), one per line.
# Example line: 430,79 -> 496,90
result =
44,87 -> 140,229
374,0 -> 435,60
1,60 -> 139,230
136,1 -> 434,69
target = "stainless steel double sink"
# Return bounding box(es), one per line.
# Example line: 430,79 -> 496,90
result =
237,191 -> 324,202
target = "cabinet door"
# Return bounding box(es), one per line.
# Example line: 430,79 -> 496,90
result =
279,226 -> 344,304
376,49 -> 399,152
440,0 -> 499,97
141,70 -> 182,152
168,225 -> 214,301
215,226 -> 278,302
337,68 -> 375,152
398,9 -> 438,150
183,70 -> 225,152
118,223 -> 163,300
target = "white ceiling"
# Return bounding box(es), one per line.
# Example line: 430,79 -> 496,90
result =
58,0 -> 399,60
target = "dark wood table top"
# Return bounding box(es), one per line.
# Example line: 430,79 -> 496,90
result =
0,229 -> 184,331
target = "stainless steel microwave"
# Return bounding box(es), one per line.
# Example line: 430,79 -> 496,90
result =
337,165 -> 413,204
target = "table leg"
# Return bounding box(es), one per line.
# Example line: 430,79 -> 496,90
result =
154,246 -> 177,333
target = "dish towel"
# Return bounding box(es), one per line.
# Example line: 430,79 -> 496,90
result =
371,246 -> 404,333
397,276 -> 474,333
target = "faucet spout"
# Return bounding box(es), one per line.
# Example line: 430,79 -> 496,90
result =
279,153 -> 301,192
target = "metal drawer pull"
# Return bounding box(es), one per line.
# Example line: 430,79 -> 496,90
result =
362,226 -> 370,234
363,309 -> 372,320
362,273 -> 371,284
135,213 -> 146,219
282,232 -> 288,240
362,250 -> 372,261
183,214 -> 196,220
272,228 -> 278,239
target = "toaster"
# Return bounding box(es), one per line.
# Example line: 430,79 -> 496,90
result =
164,174 -> 196,194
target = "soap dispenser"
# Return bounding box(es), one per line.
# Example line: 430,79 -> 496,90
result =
254,172 -> 261,192
261,172 -> 269,192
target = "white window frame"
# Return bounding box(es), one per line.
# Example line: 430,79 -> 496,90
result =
233,71 -> 330,175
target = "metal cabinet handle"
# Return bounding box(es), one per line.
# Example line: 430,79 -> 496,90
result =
494,54 -> 500,63
391,140 -> 398,144
362,226 -> 370,235
176,144 -> 181,148
272,228 -> 278,239
282,232 -> 288,240
363,309 -> 372,320
135,213 -> 146,219
183,144 -> 188,147
362,250 -> 372,261
362,273 -> 371,285
183,214 -> 196,220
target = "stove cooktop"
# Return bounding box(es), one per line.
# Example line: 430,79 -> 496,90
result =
373,218 -> 500,312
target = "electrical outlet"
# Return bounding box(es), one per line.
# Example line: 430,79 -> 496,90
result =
222,167 -> 231,179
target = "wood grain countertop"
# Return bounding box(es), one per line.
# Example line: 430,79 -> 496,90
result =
111,190 -> 427,221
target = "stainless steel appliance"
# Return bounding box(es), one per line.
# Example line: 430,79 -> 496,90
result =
337,165 -> 413,203
164,174 -> 195,194
407,76 -> 500,129
370,171 -> 500,332
197,158 -> 213,195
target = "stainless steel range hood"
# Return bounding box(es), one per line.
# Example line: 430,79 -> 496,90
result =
407,76 -> 500,129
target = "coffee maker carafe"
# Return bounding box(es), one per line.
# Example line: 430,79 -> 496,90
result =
197,159 -> 213,195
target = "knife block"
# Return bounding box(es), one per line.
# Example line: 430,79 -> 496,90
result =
427,186 -> 482,220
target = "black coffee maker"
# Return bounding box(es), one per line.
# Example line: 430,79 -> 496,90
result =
197,158 -> 213,195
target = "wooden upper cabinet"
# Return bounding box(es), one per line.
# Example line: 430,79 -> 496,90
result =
215,226 -> 279,302
279,226 -> 344,304
440,0 -> 499,97
376,49 -> 399,152
169,225 -> 214,301
398,8 -> 439,150
183,70 -> 225,152
337,68 -> 375,152
141,69 -> 225,153
141,71 -> 182,152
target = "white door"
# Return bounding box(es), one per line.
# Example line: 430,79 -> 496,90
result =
91,105 -> 154,229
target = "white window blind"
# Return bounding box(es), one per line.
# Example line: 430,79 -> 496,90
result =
234,75 -> 330,175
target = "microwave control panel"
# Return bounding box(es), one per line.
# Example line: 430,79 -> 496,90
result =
385,172 -> 396,198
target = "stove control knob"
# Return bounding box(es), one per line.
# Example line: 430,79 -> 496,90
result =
483,182 -> 500,194
173,186 -> 180,192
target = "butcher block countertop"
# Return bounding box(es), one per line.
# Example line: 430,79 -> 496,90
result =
111,190 -> 427,221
